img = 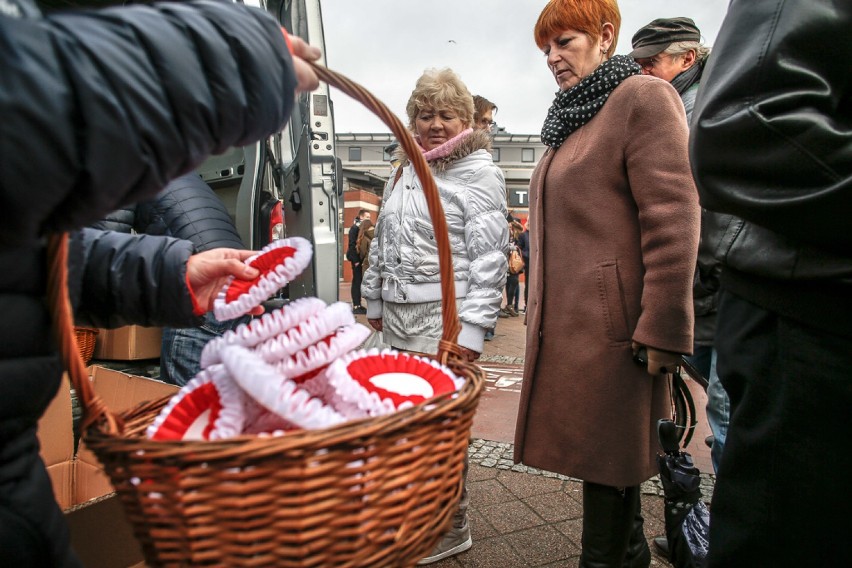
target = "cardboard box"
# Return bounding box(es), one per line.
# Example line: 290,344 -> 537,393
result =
38,366 -> 179,567
93,325 -> 163,360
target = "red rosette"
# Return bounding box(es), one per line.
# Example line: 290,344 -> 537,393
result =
201,296 -> 326,368
325,348 -> 464,418
146,365 -> 247,441
275,323 -> 371,380
253,302 -> 355,364
220,345 -> 346,430
213,237 -> 312,321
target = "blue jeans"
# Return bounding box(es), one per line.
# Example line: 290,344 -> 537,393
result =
686,345 -> 728,473
160,312 -> 248,387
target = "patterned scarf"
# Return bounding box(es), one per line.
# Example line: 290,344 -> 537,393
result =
540,55 -> 641,148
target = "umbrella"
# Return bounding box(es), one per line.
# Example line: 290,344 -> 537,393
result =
656,419 -> 711,568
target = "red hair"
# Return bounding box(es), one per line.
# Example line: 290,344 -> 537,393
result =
534,0 -> 621,58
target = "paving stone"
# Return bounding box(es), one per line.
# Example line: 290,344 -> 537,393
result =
468,463 -> 499,482
504,525 -> 580,566
477,499 -> 545,533
553,517 -> 582,545
468,478 -> 519,508
497,469 -> 565,500
468,507 -> 500,540
451,537 -> 526,568
523,491 -> 583,523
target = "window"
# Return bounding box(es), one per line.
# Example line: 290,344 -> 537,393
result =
490,148 -> 501,162
348,146 -> 362,161
522,148 -> 535,163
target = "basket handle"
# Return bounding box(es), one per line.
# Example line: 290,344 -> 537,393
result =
307,62 -> 463,362
47,233 -> 120,433
46,64 -> 463,425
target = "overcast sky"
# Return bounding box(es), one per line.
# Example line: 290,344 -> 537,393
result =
320,0 -> 729,135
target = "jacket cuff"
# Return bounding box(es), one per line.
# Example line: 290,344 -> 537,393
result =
366,299 -> 383,319
185,270 -> 207,316
458,321 -> 485,354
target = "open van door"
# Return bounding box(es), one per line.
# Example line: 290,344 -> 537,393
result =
268,0 -> 341,304
197,0 -> 340,304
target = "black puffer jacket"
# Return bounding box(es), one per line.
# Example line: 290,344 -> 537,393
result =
690,0 -> 852,339
92,172 -> 246,252
0,0 -> 297,565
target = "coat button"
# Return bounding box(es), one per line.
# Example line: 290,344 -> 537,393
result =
396,257 -> 401,263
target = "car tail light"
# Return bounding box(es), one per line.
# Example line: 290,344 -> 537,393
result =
269,200 -> 285,241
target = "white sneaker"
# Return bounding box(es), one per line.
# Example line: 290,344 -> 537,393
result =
417,523 -> 472,565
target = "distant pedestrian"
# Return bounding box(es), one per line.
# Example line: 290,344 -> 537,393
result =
517,219 -> 530,311
347,209 -> 370,314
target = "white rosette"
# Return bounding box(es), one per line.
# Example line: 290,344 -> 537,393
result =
200,296 -> 326,368
220,345 -> 346,431
323,349 -> 465,419
146,364 -> 248,441
274,323 -> 372,381
213,237 -> 313,321
252,302 -> 355,363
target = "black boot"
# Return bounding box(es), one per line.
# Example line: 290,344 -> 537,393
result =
622,503 -> 651,568
579,482 -> 640,568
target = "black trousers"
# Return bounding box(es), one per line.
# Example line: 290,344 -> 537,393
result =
350,261 -> 362,306
708,289 -> 852,568
505,273 -> 519,310
522,257 -> 529,308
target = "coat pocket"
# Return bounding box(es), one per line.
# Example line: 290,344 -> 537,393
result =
596,260 -> 631,343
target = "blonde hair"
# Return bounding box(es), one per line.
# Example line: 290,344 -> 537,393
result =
406,68 -> 474,130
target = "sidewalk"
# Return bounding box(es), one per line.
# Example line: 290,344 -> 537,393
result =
341,281 -> 713,567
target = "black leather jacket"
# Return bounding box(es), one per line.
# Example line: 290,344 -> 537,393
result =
690,0 -> 852,338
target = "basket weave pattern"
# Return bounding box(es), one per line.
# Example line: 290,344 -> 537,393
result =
47,62 -> 484,567
74,327 -> 98,364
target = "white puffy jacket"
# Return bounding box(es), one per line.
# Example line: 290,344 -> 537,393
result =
362,129 -> 508,352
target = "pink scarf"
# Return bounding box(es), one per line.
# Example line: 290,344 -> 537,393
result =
419,128 -> 474,162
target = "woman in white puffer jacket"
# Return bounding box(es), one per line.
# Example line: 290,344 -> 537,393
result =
362,68 -> 508,361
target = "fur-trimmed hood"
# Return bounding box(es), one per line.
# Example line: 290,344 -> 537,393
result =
393,129 -> 493,173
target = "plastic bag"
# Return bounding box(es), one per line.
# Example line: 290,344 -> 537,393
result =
361,330 -> 390,350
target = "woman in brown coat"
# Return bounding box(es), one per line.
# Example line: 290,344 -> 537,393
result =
513,1 -> 700,566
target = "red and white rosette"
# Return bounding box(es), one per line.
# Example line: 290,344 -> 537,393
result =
220,345 -> 346,430
213,237 -> 313,321
201,296 -> 326,368
324,349 -> 464,419
253,302 -> 355,363
146,365 -> 247,441
274,323 -> 372,382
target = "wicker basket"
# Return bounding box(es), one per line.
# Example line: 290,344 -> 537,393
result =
47,63 -> 484,568
73,326 -> 99,364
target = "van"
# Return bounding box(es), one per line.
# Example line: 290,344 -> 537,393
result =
195,0 -> 341,303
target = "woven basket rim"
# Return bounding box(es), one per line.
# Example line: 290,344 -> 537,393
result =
85,361 -> 482,457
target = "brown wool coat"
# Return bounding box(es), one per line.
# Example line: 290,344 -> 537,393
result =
514,75 -> 700,487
